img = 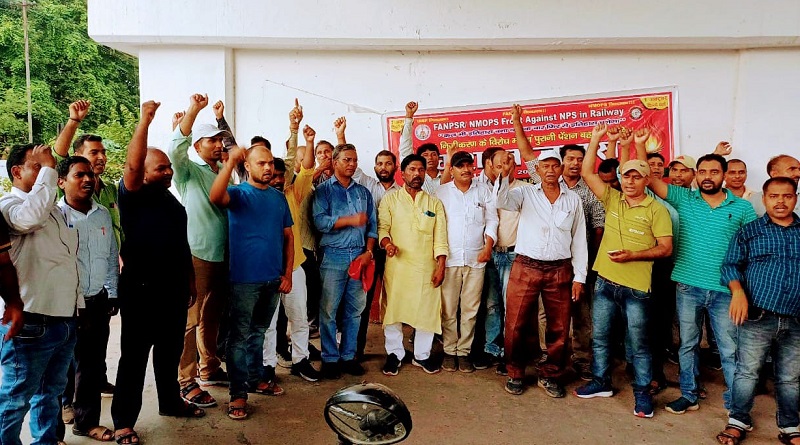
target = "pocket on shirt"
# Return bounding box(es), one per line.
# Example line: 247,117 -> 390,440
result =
418,214 -> 436,234
553,209 -> 574,231
467,204 -> 486,225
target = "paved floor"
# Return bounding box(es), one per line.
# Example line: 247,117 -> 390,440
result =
20,319 -> 782,444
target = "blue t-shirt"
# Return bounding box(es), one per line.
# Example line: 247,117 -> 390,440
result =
227,182 -> 293,284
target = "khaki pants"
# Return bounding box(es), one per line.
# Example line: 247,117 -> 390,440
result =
178,257 -> 228,386
441,266 -> 485,357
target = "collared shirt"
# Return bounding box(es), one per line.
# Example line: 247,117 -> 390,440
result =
721,214 -> 800,316
58,198 -> 119,299
313,176 -> 378,250
0,167 -> 81,316
749,190 -> 800,217
168,128 -> 229,262
285,167 -> 315,270
436,179 -> 499,268
496,179 -> 531,248
399,117 -> 441,196
352,167 -> 401,210
665,185 -> 758,293
648,188 -> 680,247
527,164 -> 605,234
593,186 -> 673,292
495,176 -> 588,282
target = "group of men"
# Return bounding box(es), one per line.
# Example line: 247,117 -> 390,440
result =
0,95 -> 797,445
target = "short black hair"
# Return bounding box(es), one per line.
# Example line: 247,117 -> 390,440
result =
728,158 -> 747,170
598,158 -> 619,174
250,136 -> 271,150
57,156 -> 92,179
273,157 -> 286,173
762,176 -> 797,194
401,154 -> 426,171
332,143 -> 357,161
72,134 -> 103,153
416,143 -> 439,158
697,153 -> 728,173
559,144 -> 585,159
482,147 -> 503,168
6,144 -> 36,178
375,150 -> 396,164
646,153 -> 665,163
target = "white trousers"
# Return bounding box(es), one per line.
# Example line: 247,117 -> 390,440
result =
383,323 -> 434,361
263,267 -> 310,366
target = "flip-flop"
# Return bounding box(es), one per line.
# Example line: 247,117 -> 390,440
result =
779,431 -> 800,445
114,430 -> 140,445
73,425 -> 114,441
716,424 -> 746,445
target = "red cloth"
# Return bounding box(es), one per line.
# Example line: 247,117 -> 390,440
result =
348,256 -> 376,292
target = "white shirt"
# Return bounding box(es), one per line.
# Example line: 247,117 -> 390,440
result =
436,179 -> 499,268
352,167 -> 401,210
495,176 -> 588,283
0,167 -> 82,316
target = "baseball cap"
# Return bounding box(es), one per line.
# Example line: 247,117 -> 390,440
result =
192,124 -> 230,146
538,150 -> 562,163
669,155 -> 697,170
450,151 -> 475,167
620,159 -> 651,176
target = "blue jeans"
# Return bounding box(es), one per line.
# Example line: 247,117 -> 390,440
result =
484,251 -> 516,357
319,248 -> 366,363
728,311 -> 800,431
0,316 -> 77,445
228,281 -> 280,400
676,282 -> 737,406
591,276 -> 652,394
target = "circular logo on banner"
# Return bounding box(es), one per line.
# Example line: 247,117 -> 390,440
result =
415,124 -> 431,141
629,106 -> 643,121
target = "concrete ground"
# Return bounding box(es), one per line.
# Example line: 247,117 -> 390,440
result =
22,319 -> 782,445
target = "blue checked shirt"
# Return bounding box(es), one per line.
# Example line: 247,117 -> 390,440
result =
720,214 -> 800,316
313,176 -> 378,250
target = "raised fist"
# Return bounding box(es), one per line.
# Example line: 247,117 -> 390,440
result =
141,100 -> 161,124
303,125 -> 316,142
405,101 -> 419,118
189,94 -> 209,111
334,116 -> 347,137
213,101 -> 225,120
69,100 -> 90,122
171,111 -> 185,131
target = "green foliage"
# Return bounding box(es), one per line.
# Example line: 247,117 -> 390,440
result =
0,0 -> 139,182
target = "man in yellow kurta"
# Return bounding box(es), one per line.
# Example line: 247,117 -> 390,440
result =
378,154 -> 448,376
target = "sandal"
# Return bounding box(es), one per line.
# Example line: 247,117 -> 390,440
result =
114,428 -> 140,445
158,401 -> 206,418
73,425 -> 114,442
716,424 -> 746,445
253,380 -> 284,396
779,432 -> 800,445
180,382 -> 217,408
228,399 -> 248,420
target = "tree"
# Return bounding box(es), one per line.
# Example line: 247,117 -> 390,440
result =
0,0 -> 139,182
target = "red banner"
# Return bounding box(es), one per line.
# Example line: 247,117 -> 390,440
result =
384,88 -> 677,178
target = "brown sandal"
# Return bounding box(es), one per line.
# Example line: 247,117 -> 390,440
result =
716,424 -> 746,445
73,425 -> 114,442
114,428 -> 140,444
228,399 -> 248,420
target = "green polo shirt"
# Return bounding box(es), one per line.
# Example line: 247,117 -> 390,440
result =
54,152 -> 122,248
168,128 -> 228,263
665,185 -> 757,293
593,186 -> 672,292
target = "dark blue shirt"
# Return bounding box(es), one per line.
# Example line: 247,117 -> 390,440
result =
118,179 -> 192,296
227,182 -> 293,284
720,213 -> 800,316
312,176 -> 377,250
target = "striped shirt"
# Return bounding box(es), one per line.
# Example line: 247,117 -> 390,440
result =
720,214 -> 800,316
665,185 -> 757,293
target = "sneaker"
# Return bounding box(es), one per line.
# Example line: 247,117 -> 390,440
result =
664,396 -> 699,414
262,365 -> 276,383
101,381 -> 115,398
321,361 -> 341,380
382,353 -> 402,376
496,362 -> 508,376
199,368 -> 230,387
538,377 -> 565,398
341,359 -> 366,376
62,404 -> 75,424
277,347 -> 292,369
634,392 -> 654,418
534,353 -> 548,371
411,357 -> 441,374
442,354 -> 458,372
458,356 -> 475,373
505,378 -> 524,395
473,353 -> 500,370
573,361 -> 593,382
574,379 -> 614,399
291,358 -> 321,382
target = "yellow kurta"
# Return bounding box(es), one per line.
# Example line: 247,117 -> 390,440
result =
378,187 -> 448,334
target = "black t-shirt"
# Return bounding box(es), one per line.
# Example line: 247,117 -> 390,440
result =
118,179 -> 192,297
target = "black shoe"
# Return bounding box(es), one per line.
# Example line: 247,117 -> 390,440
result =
309,343 -> 322,361
291,358 -> 321,382
473,353 -> 500,370
538,377 -> 565,398
573,361 -> 593,381
383,354 -> 402,376
505,378 -> 524,395
321,361 -> 341,380
496,362 -> 508,376
262,365 -> 276,383
412,357 -> 441,374
341,359 -> 366,376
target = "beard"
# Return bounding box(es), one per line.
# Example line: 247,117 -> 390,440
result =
699,181 -> 722,195
376,170 -> 394,183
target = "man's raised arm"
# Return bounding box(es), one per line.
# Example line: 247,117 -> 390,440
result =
209,146 -> 245,208
124,101 -> 160,192
53,100 -> 90,158
399,101 -> 418,159
582,124 -> 610,199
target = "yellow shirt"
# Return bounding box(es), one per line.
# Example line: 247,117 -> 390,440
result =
284,167 -> 314,270
593,186 -> 672,292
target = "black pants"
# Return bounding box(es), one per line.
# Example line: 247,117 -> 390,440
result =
111,286 -> 187,430
649,258 -> 676,382
73,291 -> 113,431
358,250 -> 386,357
302,248 -> 322,325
